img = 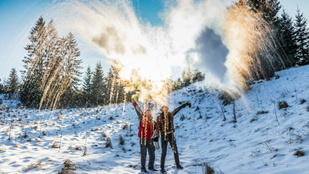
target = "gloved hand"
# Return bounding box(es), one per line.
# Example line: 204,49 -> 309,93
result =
187,101 -> 191,108
153,137 -> 159,142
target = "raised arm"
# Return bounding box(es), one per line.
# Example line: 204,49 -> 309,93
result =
171,102 -> 191,116
131,97 -> 143,121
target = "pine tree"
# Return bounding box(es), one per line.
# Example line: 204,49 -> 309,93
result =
21,17 -> 83,109
8,68 -> 19,98
106,60 -> 124,105
82,66 -> 93,107
277,9 -> 297,67
182,64 -> 194,87
20,16 -> 47,108
91,62 -> 106,106
294,8 -> 309,66
39,20 -> 63,109
247,0 -> 281,24
58,32 -> 82,108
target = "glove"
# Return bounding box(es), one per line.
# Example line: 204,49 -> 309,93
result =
187,102 -> 191,108
153,137 -> 159,142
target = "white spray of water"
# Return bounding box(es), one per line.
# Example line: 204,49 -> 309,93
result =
47,0 -> 239,102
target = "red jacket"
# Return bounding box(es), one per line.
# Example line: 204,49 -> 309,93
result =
132,100 -> 156,140
138,119 -> 156,140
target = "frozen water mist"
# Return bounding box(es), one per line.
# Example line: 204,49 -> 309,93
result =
195,28 -> 229,83
47,0 -> 253,102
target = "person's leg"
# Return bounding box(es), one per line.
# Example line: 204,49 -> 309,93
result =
148,140 -> 156,170
160,135 -> 168,171
169,133 -> 181,167
140,138 -> 147,171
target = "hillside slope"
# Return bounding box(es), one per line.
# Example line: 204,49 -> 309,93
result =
0,65 -> 308,174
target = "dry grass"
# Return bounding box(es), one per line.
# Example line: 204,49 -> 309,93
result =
91,127 -> 99,131
75,146 -> 82,151
122,124 -> 128,130
58,115 -> 63,119
58,159 -> 76,174
117,120 -> 121,124
34,121 -> 39,124
34,125 -> 39,131
23,162 -> 44,172
52,141 -> 60,148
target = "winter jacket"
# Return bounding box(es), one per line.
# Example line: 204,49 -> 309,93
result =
157,103 -> 187,135
132,100 -> 157,140
138,118 -> 156,140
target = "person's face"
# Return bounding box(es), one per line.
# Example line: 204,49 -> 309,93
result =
162,106 -> 168,113
146,110 -> 152,118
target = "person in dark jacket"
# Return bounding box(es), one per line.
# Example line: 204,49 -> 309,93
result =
132,97 -> 158,173
156,102 -> 191,173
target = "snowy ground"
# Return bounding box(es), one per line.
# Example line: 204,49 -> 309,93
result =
0,65 -> 308,174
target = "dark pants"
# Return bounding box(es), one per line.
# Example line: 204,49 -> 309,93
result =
140,138 -> 156,170
160,133 -> 180,170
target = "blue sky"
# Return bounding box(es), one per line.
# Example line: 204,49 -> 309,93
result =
0,0 -> 308,82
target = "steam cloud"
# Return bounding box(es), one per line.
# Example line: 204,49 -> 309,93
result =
195,28 -> 229,83
47,0 -> 240,98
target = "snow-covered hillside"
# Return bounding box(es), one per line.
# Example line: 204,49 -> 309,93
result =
0,65 -> 308,174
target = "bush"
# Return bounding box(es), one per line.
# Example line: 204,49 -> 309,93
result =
278,101 -> 289,110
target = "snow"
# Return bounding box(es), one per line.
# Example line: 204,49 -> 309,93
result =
0,65 -> 309,174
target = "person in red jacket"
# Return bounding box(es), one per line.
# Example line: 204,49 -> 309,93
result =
132,97 -> 158,173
